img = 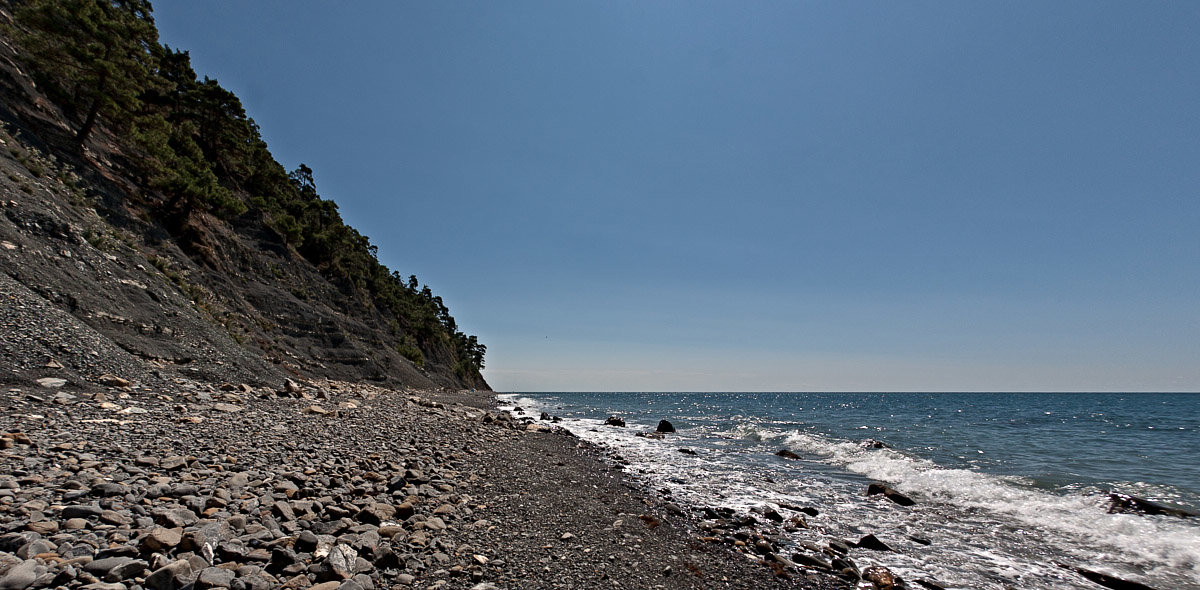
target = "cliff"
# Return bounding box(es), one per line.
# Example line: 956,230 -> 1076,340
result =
0,1 -> 489,392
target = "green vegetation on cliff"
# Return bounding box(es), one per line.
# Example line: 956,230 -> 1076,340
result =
4,0 -> 486,382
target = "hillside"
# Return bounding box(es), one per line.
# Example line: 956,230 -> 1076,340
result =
0,1 -> 488,391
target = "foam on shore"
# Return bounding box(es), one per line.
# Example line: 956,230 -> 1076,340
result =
498,393 -> 1200,589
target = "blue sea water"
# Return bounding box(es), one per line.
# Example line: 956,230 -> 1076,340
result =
497,392 -> 1200,589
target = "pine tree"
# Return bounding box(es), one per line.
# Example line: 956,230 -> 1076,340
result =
11,0 -> 159,150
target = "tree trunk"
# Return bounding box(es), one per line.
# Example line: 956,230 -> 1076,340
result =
74,67 -> 108,151
74,97 -> 100,151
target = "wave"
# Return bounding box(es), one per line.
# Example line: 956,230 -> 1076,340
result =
778,430 -> 1200,585
504,394 -> 1200,588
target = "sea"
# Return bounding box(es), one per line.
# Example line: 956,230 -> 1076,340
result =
495,392 -> 1200,590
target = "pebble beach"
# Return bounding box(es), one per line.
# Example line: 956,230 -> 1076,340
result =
1,378 -> 846,589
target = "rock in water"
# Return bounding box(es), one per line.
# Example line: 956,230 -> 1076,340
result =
1107,493 -> 1197,518
855,534 -> 893,552
775,449 -> 801,460
1056,563 -> 1160,590
656,419 -> 675,433
603,415 -> 626,427
867,483 -> 915,506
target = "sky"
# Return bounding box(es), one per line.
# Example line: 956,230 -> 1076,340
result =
152,1 -> 1200,392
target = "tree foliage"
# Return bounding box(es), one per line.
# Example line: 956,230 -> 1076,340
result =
7,0 -> 486,380
10,0 -> 159,148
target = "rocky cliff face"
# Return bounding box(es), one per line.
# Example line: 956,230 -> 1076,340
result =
0,9 -> 488,393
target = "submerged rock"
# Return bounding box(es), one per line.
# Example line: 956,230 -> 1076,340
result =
775,449 -> 801,460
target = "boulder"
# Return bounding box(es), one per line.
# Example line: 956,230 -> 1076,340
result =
1056,563 -> 1158,590
96,374 -> 131,388
142,528 -> 183,553
355,503 -> 396,525
144,559 -> 195,590
1107,493 -> 1197,518
0,559 -> 41,590
790,552 -> 832,571
867,483 -> 915,506
90,482 -> 127,497
656,420 -> 675,433
775,449 -> 801,460
36,377 -> 67,388
863,565 -> 904,590
61,505 -> 104,519
324,545 -> 358,580
914,579 -> 948,590
603,416 -> 626,427
780,503 -> 818,517
395,502 -> 416,520
194,567 -> 235,589
855,534 -> 893,552
294,531 -> 319,553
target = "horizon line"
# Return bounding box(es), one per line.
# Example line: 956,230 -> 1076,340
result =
496,390 -> 1200,394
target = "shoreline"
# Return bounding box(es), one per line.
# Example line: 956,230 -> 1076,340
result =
495,392 -> 1196,590
1,378 -> 844,589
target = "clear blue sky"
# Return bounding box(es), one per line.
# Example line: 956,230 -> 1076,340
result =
153,1 -> 1199,392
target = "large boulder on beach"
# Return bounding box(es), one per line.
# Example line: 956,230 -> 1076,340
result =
603,415 -> 626,427
656,420 -> 675,433
863,565 -> 904,590
867,483 -> 915,506
855,534 -> 893,552
1107,493 -> 1197,518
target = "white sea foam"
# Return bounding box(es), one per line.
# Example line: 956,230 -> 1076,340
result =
499,395 -> 1200,589
778,430 -> 1200,587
